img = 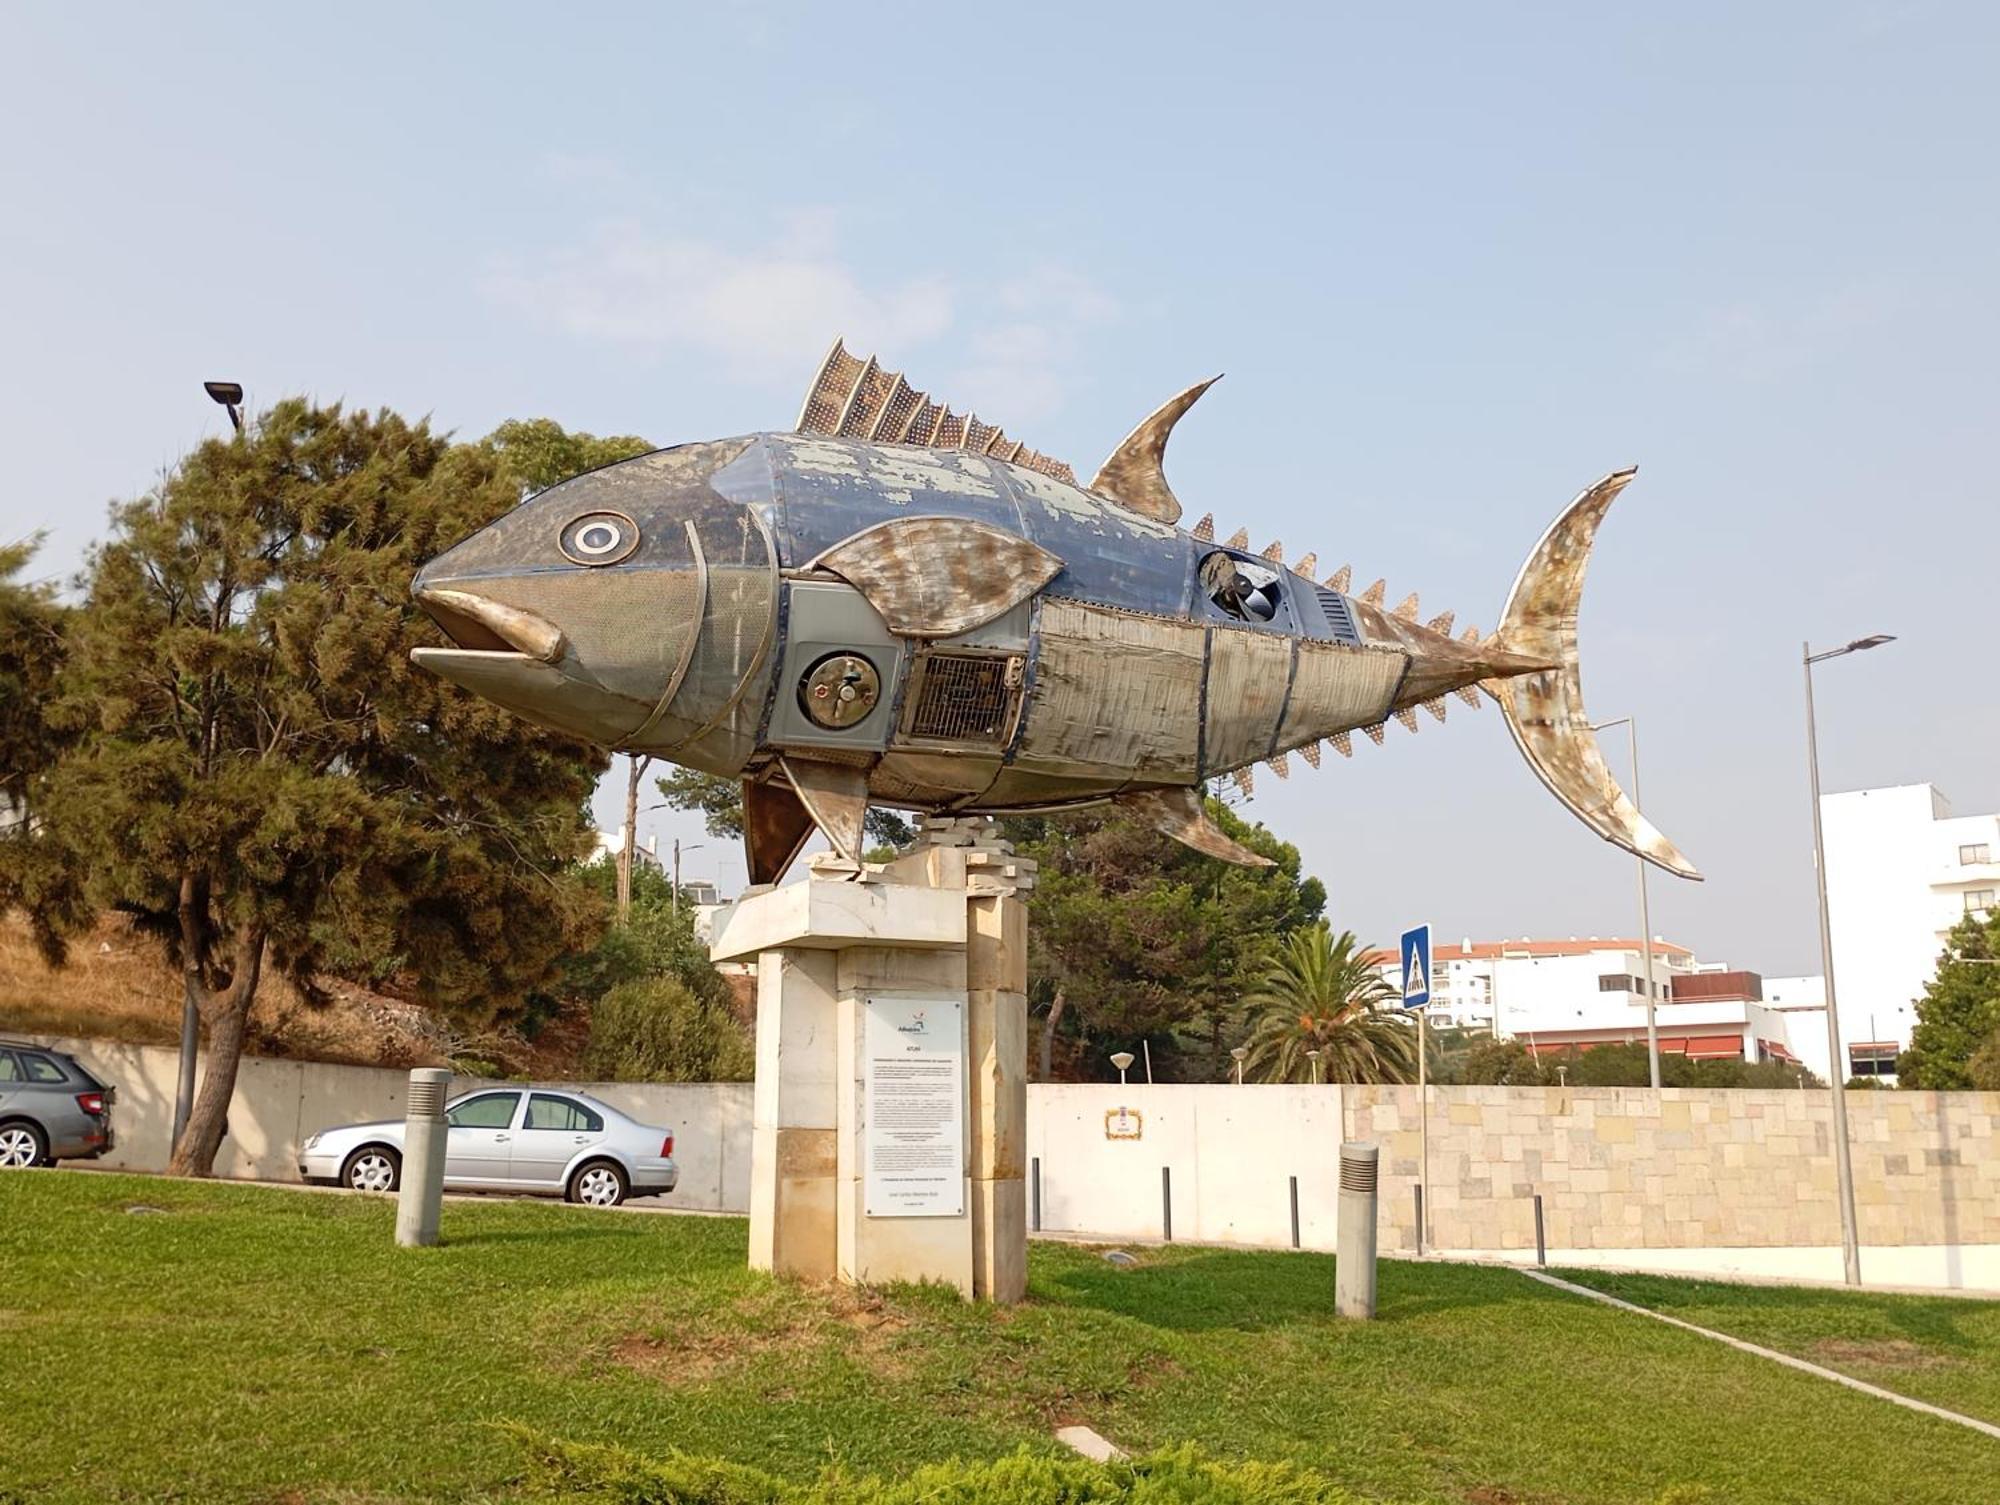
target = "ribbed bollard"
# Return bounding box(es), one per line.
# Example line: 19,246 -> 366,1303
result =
395,1067 -> 451,1248
1334,1142 -> 1379,1319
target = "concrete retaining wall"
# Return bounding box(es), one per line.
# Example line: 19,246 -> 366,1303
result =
23,1036 -> 753,1213
22,1038 -> 2000,1275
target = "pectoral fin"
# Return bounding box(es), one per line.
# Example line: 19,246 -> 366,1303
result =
807,516 -> 1063,638
1116,785 -> 1273,867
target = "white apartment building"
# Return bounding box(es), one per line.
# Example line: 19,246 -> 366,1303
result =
1366,937 -> 1804,1066
594,827 -> 663,872
1818,783 -> 1999,1080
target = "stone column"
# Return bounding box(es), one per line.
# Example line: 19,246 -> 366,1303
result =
967,888 -> 1028,1302
712,828 -> 1030,1304
747,948 -> 838,1280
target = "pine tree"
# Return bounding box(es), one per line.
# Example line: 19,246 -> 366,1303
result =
1899,909 -> 2000,1089
6,400 -> 610,1174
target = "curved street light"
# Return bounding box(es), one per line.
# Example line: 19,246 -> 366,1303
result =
1804,631 -> 1895,1288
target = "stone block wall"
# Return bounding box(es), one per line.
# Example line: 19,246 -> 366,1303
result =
1345,1085 -> 2000,1252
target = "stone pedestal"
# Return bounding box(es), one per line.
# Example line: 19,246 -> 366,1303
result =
711,817 -> 1031,1302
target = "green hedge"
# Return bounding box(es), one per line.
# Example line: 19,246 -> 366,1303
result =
510,1431 -> 1374,1504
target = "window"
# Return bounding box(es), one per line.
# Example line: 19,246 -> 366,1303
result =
0,1051 -> 17,1082
1961,844 -> 1991,866
525,1094 -> 603,1133
21,1053 -> 66,1084
445,1092 -> 521,1129
1968,890 -> 1997,915
1198,551 -> 1282,623
1598,974 -> 1643,993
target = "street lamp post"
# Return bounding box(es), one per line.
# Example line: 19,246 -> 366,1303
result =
1307,1048 -> 1321,1085
171,381 -> 246,1155
1110,1051 -> 1134,1087
672,839 -> 706,923
1805,632 -> 1894,1288
1230,1045 -> 1247,1085
1591,717 -> 1661,1090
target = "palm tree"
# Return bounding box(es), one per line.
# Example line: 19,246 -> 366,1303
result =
1240,924 -> 1419,1084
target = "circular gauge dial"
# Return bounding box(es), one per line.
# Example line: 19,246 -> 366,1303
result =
799,652 -> 882,730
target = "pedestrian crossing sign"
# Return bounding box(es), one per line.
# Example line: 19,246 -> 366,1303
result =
1400,924 -> 1432,1009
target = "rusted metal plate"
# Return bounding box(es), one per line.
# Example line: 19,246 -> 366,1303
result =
1018,600 -> 1204,779
806,516 -> 1063,639
1273,639 -> 1405,755
744,775 -> 816,887
1201,626 -> 1293,773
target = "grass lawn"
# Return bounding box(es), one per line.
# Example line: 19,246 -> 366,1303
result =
1556,1266 -> 2000,1426
3,1171 -> 1997,1504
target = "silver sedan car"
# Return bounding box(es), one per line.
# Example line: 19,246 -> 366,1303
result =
300,1086 -> 676,1208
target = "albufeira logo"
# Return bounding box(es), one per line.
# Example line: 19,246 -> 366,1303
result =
896,1009 -> 928,1035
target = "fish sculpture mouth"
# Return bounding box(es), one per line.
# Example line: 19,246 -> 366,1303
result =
413,586 -> 568,664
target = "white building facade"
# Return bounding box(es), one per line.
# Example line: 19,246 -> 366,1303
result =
1367,938 -> 1803,1066
1819,783 -> 1999,1081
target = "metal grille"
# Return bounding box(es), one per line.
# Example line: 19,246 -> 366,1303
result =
962,417 -> 998,453
904,653 -> 1018,742
1315,585 -> 1359,643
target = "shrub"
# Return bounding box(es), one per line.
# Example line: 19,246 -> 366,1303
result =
582,976 -> 753,1083
510,1431 -> 1375,1503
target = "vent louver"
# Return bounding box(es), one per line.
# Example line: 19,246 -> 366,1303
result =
1315,585 -> 1360,643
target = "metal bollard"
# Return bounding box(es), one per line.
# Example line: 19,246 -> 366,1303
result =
1289,1174 -> 1301,1249
1414,1183 -> 1426,1255
1032,1156 -> 1042,1233
1335,1142 -> 1379,1319
395,1067 -> 451,1248
1534,1192 -> 1547,1268
1161,1166 -> 1173,1242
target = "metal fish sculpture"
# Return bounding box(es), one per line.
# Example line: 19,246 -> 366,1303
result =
412,342 -> 1701,886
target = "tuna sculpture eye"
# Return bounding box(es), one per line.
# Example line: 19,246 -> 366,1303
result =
560,511 -> 639,566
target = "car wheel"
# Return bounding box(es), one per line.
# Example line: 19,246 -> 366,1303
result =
0,1121 -> 48,1169
341,1146 -> 401,1194
567,1160 -> 628,1208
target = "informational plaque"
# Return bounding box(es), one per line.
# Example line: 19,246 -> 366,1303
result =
863,995 -> 965,1218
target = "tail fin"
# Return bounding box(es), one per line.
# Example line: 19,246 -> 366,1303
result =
1488,469 -> 1702,881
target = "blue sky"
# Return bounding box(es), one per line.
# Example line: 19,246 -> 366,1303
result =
4,2 -> 1994,975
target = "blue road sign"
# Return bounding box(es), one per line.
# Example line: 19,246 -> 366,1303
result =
1400,924 -> 1432,1009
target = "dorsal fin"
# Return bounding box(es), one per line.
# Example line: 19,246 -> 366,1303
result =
796,339 -> 1076,484
1087,376 -> 1220,526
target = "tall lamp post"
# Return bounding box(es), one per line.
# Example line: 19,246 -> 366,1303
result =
1805,632 -> 1895,1288
171,381 -> 245,1154
1230,1045 -> 1247,1085
1591,717 -> 1661,1089
672,839 -> 706,923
